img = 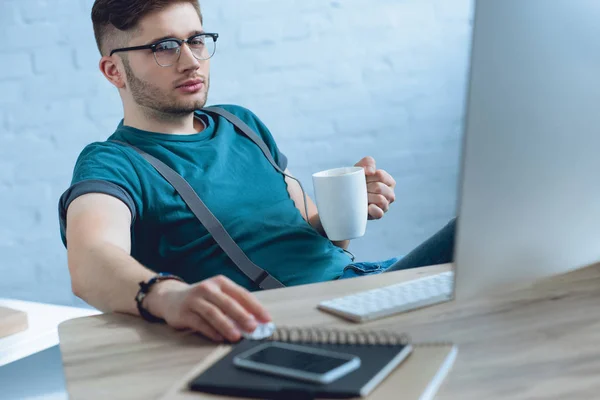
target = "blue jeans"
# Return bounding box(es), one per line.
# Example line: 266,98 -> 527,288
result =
339,218 -> 457,280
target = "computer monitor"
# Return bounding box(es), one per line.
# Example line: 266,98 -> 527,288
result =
453,0 -> 600,299
316,0 -> 600,322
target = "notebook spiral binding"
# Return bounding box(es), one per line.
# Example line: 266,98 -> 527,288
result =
262,326 -> 412,346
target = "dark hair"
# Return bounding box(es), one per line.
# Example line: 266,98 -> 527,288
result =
91,0 -> 203,56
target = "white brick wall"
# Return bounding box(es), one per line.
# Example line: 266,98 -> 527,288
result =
0,0 -> 472,306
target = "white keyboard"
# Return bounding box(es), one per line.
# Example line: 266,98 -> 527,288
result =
317,271 -> 454,322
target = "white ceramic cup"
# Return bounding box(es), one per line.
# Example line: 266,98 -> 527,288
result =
312,166 -> 368,241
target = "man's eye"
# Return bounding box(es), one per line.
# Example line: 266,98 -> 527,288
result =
190,37 -> 205,46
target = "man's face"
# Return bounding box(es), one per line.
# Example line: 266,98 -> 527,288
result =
120,3 -> 210,115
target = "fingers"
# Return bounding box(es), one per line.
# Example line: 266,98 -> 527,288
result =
201,282 -> 259,333
185,312 -> 226,342
218,277 -> 272,323
368,204 -> 385,220
368,193 -> 390,213
355,156 -> 377,175
191,297 -> 243,342
366,169 -> 396,188
367,182 -> 395,204
366,169 -> 396,220
184,275 -> 272,342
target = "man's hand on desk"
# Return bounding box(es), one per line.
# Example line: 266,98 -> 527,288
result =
144,275 -> 271,342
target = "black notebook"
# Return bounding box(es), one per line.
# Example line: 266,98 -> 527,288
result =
188,327 -> 413,399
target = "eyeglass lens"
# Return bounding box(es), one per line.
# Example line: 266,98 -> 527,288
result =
153,35 -> 216,66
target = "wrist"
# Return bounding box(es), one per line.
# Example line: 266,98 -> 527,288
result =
144,279 -> 188,320
138,275 -> 188,322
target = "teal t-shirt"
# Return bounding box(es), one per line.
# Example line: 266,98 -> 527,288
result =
59,105 -> 352,290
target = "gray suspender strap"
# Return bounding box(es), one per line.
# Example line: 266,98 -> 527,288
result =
112,137 -> 285,290
202,106 -> 286,174
201,107 -> 351,261
202,107 -> 341,261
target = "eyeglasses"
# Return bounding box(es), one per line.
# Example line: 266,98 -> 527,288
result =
110,33 -> 219,67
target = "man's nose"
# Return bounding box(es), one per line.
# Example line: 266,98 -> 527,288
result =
177,42 -> 202,72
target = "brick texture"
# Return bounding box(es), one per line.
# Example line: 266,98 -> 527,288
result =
0,0 -> 472,306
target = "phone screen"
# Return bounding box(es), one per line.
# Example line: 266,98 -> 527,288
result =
243,345 -> 351,374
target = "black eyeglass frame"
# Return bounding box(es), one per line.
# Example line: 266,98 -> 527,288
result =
109,33 -> 219,66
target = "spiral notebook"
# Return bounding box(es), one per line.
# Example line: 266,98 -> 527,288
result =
176,327 -> 457,400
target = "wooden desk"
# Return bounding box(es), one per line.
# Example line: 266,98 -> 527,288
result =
58,263 -> 600,400
0,306 -> 28,340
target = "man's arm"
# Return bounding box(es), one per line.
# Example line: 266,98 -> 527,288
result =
283,169 -> 350,250
66,193 -> 270,342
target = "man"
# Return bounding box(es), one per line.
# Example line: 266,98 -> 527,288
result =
59,0 -> 456,343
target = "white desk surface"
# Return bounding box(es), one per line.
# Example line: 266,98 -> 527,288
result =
0,298 -> 100,367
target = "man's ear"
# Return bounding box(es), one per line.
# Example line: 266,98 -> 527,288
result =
99,56 -> 126,89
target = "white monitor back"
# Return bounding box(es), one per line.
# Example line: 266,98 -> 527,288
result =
454,0 -> 600,299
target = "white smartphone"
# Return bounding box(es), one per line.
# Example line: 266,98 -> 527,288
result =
233,342 -> 361,384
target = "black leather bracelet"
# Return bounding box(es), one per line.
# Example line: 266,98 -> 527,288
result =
135,273 -> 184,323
